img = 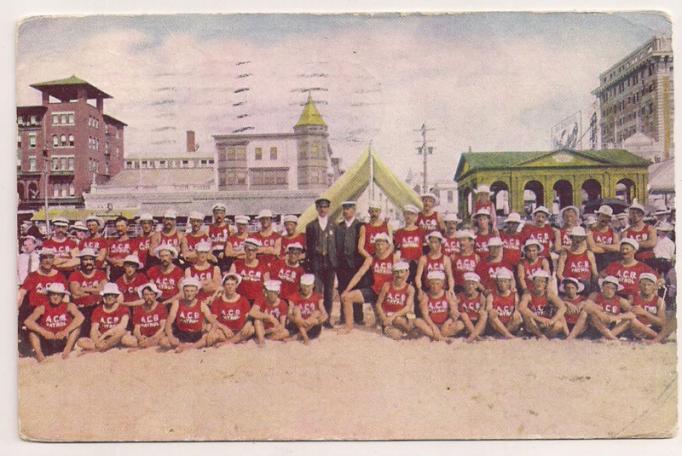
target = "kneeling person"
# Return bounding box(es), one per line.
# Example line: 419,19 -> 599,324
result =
249,280 -> 289,346
374,261 -> 415,340
129,282 -> 168,349
288,274 -> 328,344
161,277 -> 209,352
24,283 -> 84,362
77,283 -> 134,352
206,273 -> 254,346
414,270 -> 463,341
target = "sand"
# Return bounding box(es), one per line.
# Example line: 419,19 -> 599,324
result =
18,329 -> 677,441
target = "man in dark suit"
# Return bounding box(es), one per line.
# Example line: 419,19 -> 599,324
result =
305,197 -> 337,327
335,201 -> 366,324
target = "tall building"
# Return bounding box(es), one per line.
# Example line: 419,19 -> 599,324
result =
592,36 -> 674,161
16,75 -> 126,211
214,94 -> 337,191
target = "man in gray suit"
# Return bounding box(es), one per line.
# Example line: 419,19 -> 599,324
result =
305,197 -> 337,327
335,201 -> 366,324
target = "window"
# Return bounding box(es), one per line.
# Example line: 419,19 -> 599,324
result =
17,134 -> 21,148
53,185 -> 59,198
52,158 -> 59,170
447,191 -> 454,203
69,134 -> 75,146
270,147 -> 278,160
69,184 -> 75,196
29,157 -> 36,171
311,143 -> 320,158
29,133 -> 36,148
61,135 -> 67,147
159,160 -> 167,168
68,157 -> 74,170
68,113 -> 74,124
141,160 -> 148,169
52,115 -> 58,125
255,147 -> 262,160
209,159 -> 214,164
61,157 -> 67,171
60,114 -> 67,124
30,115 -> 37,125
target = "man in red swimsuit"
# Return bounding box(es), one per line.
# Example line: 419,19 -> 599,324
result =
287,273 -> 328,344
255,209 -> 281,268
161,277 -> 209,352
147,245 -> 184,305
374,261 -> 415,340
128,282 -> 168,349
205,273 -> 255,346
414,270 -> 462,341
417,192 -> 444,235
81,215 -> 108,269
602,238 -> 658,299
77,283 -> 135,352
42,217 -> 80,275
249,280 -> 289,346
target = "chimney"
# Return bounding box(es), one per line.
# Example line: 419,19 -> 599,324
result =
186,130 -> 196,153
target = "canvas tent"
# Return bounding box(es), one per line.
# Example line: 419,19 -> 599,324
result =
296,148 -> 422,233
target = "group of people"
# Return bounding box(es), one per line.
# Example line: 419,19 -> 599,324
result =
16,189 -> 676,362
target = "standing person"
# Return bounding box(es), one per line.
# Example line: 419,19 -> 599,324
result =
622,202 -> 657,264
415,231 -> 455,298
149,210 -> 187,262
473,185 -> 497,229
266,243 -> 305,301
335,200 -> 366,325
586,205 -> 620,271
500,212 -> 523,266
456,272 -> 488,342
486,268 -> 522,338
305,197 -> 338,326
339,233 -> 396,334
254,209 -> 281,269
115,255 -> 147,307
206,273 -> 254,346
70,221 -> 90,243
41,217 -> 80,275
80,215 -> 108,270
417,192 -> 444,235
584,276 -> 643,340
182,211 -> 210,265
208,203 -> 231,272
393,204 -> 425,284
135,213 -> 156,268
374,261 -> 415,340
474,237 -> 512,291
225,215 -> 249,264
520,206 -> 556,262
229,238 -> 268,305
556,206 -> 580,252
288,274 -> 328,344
77,283 -> 135,352
249,280 -> 289,346
160,277 -> 209,352
68,248 -> 107,337
441,213 -> 461,259
17,235 -> 40,285
280,215 -> 306,261
413,270 -> 463,341
630,273 -> 667,338
451,229 -> 480,291
146,245 -> 184,306
518,270 -> 567,339
556,226 -> 598,292
472,208 -> 498,257
517,239 -> 551,293
652,222 -> 675,276
23,283 -> 84,362
603,238 -> 658,299
129,282 -> 168,349
185,241 -> 221,304
106,216 -> 137,282
358,201 -> 391,258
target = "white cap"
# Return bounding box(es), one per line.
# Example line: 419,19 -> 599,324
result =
264,280 -> 281,292
523,239 -> 544,252
212,203 -> 227,212
656,221 -> 674,232
505,212 -> 521,224
235,215 -> 250,225
487,236 -> 503,247
180,276 -> 202,289
300,273 -> 316,286
596,205 -> 613,217
600,275 -> 623,291
530,269 -> 550,280
122,254 -> 143,268
100,282 -> 122,296
71,221 -> 89,231
78,248 -> 97,258
286,242 -> 304,251
475,184 -> 491,194
368,200 -> 382,210
341,201 -> 357,207
463,272 -> 481,283
570,226 -> 587,237
137,282 -> 162,299
443,212 -> 460,223
38,248 -> 57,256
189,211 -> 204,221
473,208 -> 491,218
52,217 -> 69,227
154,244 -> 178,258
403,204 -> 419,214
222,272 -> 242,285
244,238 -> 262,248
639,272 -> 658,283
583,214 -> 598,226
282,215 -> 298,224
560,205 -> 579,217
426,270 -> 446,281
620,237 -> 640,250
84,215 -> 103,225
163,209 -> 177,219
559,277 -> 585,294
629,202 -> 646,213
455,229 -> 476,239
195,241 -> 212,253
258,209 -> 273,219
373,232 -> 391,244
420,192 -> 437,201
426,231 -> 444,241
533,206 -> 550,216
139,213 -> 154,222
494,267 -> 514,280
46,283 -> 70,295
392,261 -> 410,272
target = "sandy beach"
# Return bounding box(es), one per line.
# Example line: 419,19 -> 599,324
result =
18,329 -> 677,441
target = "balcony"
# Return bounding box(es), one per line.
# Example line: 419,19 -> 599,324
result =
50,169 -> 75,176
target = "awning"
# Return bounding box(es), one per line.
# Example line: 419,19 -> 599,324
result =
31,208 -> 139,222
296,148 -> 422,232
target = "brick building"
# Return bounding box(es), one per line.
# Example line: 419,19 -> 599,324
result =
16,75 -> 126,211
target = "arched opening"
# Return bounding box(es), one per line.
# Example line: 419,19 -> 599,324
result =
616,178 -> 636,204
581,179 -> 602,203
466,188 -> 473,217
17,182 -> 25,201
28,182 -> 39,200
552,179 -> 573,211
490,181 -> 510,215
524,180 -> 544,214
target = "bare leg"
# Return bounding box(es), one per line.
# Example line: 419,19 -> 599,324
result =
95,332 -> 125,352
230,322 -> 255,344
77,337 -> 96,351
28,332 -> 45,362
647,318 -> 677,344
546,318 -> 566,339
522,312 -> 545,339
567,311 -> 588,340
441,319 -> 465,337
610,320 -> 631,338
413,318 -> 434,338
254,320 -> 265,346
62,328 -> 81,359
588,315 -> 617,340
121,333 -> 138,348
629,320 -> 658,339
467,314 -> 488,342
488,310 -> 516,339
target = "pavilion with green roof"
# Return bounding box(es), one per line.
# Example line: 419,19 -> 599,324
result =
453,149 -> 651,217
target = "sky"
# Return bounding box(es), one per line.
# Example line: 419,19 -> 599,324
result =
16,12 -> 672,182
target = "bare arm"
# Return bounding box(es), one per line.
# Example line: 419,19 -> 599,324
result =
414,256 -> 426,291
343,256 -> 373,294
374,282 -> 391,323
556,252 -> 567,281
357,225 -> 370,259
24,306 -> 50,338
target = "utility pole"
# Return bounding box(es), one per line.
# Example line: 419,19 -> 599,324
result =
42,146 -> 50,234
415,123 -> 434,193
